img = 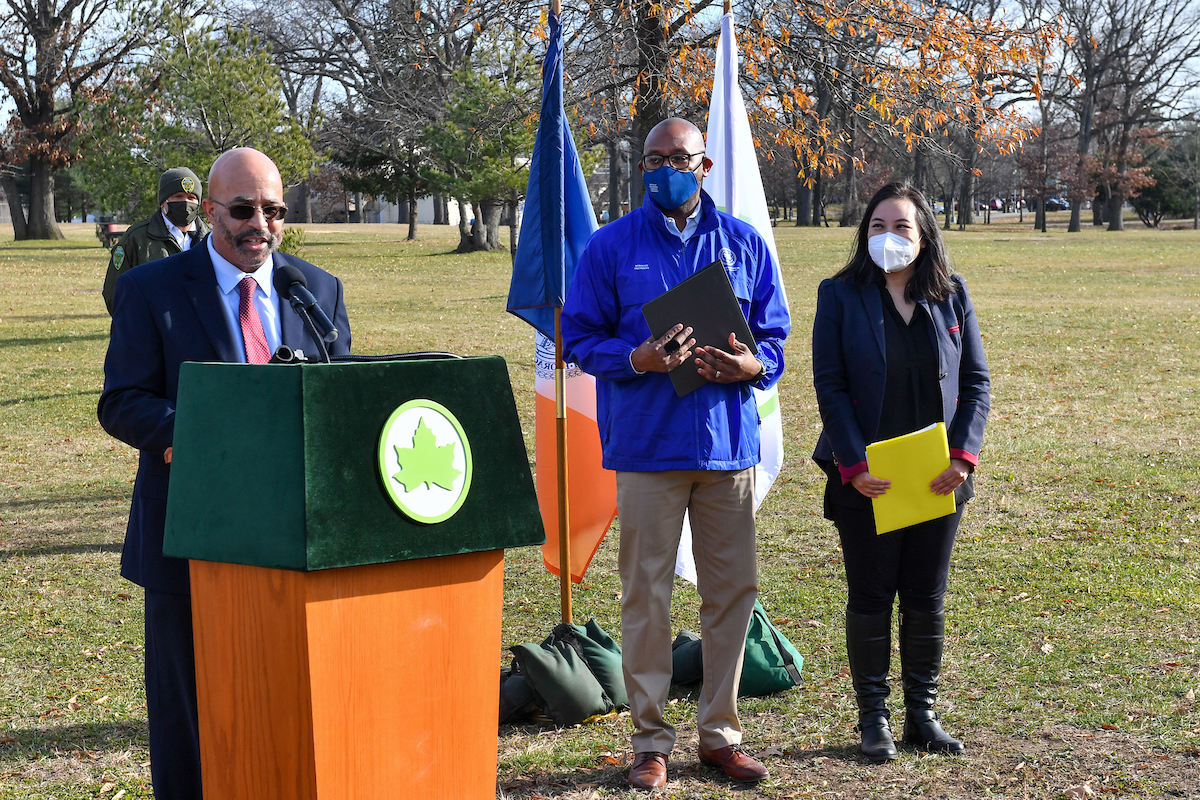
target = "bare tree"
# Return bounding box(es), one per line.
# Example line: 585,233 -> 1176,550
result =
1098,0 -> 1200,230
0,0 -> 149,238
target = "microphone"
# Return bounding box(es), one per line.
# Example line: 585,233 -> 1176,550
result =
273,264 -> 339,344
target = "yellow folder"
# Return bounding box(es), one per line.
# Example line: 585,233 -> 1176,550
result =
865,422 -> 957,535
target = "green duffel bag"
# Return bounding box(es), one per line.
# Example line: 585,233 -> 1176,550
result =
509,619 -> 626,727
738,600 -> 804,697
669,600 -> 804,697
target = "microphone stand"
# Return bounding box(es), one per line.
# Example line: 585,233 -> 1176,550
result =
290,298 -> 331,363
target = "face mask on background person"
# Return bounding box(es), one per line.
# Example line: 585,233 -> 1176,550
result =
164,200 -> 201,229
868,231 -> 921,273
642,166 -> 700,212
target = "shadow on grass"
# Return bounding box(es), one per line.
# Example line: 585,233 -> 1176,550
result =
0,332 -> 109,349
0,542 -> 122,560
0,719 -> 145,760
0,388 -> 102,407
2,493 -> 123,509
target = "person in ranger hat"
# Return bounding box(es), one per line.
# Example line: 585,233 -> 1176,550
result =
102,167 -> 212,313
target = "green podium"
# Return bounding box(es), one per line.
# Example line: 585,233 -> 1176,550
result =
164,356 -> 544,800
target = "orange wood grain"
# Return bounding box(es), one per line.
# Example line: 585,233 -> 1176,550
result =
190,560 -> 318,799
305,550 -> 504,799
190,551 -> 504,800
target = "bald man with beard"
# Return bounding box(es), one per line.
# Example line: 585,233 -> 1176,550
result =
561,119 -> 790,789
99,148 -> 351,799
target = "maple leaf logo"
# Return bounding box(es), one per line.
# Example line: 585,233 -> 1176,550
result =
392,417 -> 461,493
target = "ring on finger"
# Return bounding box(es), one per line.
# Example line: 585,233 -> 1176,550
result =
715,370 -> 721,379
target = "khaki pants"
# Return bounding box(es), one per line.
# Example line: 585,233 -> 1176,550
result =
616,468 -> 758,754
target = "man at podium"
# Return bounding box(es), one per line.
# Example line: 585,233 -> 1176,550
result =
562,118 -> 790,789
98,147 -> 351,800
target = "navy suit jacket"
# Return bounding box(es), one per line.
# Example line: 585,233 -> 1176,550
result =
98,239 -> 352,594
811,275 -> 990,483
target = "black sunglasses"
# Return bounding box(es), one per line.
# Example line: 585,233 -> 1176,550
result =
210,199 -> 288,221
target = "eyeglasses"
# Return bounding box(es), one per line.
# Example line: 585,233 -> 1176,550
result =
210,199 -> 288,221
640,152 -> 705,171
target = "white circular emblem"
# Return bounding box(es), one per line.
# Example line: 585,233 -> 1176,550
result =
378,399 -> 472,524
719,247 -> 736,267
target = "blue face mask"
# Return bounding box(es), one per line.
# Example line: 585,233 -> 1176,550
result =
642,166 -> 700,211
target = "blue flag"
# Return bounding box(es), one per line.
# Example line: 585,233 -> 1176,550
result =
506,11 -> 598,339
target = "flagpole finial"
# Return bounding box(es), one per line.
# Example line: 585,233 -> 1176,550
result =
724,0 -> 731,13
551,0 -> 561,17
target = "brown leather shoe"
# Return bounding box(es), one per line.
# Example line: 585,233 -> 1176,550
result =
698,744 -> 769,782
627,751 -> 668,790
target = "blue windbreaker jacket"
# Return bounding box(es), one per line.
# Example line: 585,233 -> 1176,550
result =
561,191 -> 791,472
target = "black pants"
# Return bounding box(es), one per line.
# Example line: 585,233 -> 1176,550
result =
833,504 -> 965,616
144,590 -> 203,800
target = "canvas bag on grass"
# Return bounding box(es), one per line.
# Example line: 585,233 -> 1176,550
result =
506,618 -> 627,726
671,600 -> 804,697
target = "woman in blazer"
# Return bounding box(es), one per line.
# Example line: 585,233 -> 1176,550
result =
812,183 -> 990,761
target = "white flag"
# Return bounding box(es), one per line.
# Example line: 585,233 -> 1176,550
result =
676,11 -> 790,585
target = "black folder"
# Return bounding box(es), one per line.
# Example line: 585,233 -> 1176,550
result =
641,261 -> 758,397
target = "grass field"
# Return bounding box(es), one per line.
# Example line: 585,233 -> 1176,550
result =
1,217 -> 1198,799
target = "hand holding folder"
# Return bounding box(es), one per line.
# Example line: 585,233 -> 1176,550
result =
641,261 -> 758,397
865,422 -> 957,534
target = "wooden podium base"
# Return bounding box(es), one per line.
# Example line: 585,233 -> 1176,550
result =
190,550 -> 504,800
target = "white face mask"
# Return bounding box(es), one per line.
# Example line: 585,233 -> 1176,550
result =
868,231 -> 920,273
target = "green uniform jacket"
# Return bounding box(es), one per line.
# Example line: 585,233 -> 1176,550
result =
102,212 -> 213,313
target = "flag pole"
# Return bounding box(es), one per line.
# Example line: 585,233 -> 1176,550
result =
554,306 -> 572,624
553,0 -> 570,624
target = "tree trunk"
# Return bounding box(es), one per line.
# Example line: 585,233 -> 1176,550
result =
1068,90 -> 1094,234
433,193 -> 447,225
298,181 -> 313,223
508,200 -> 519,261
795,161 -> 811,227
407,189 -> 418,241
607,139 -> 622,223
483,200 -> 502,250
26,157 -> 64,240
456,200 -> 473,252
839,107 -> 860,227
631,0 -> 669,211
1107,193 -> 1124,231
957,165 -> 975,228
2,173 -> 28,240
1193,183 -> 1199,230
1093,189 -> 1106,226
814,173 -> 827,226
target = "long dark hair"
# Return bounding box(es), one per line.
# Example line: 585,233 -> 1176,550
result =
833,182 -> 957,302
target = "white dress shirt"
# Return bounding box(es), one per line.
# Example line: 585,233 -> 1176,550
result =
662,202 -> 702,243
162,212 -> 197,252
207,237 -> 282,362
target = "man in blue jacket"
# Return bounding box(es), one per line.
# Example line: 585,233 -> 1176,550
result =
99,147 -> 351,800
562,118 -> 790,789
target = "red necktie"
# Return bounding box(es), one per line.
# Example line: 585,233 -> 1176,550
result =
238,276 -> 272,364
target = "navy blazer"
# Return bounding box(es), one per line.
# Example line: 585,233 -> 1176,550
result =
98,239 -> 352,593
811,275 -> 990,483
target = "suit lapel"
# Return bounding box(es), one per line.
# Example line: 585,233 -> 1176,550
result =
184,243 -> 240,363
861,284 -> 886,361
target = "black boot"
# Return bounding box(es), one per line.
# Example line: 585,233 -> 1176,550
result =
899,609 -> 964,755
846,610 -> 897,762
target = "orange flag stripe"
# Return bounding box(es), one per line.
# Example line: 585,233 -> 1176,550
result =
534,364 -> 618,584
